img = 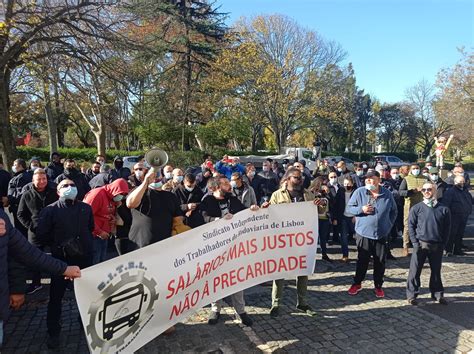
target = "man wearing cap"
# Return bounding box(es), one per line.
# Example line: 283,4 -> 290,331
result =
7,159 -> 33,236
45,152 -> 64,181
346,170 -> 397,298
215,155 -> 246,180
407,182 -> 450,305
398,164 -> 428,256
428,167 -> 447,202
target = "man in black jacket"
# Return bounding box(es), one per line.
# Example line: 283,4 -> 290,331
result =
199,176 -> 254,327
428,167 -> 448,202
7,159 -> 32,236
85,161 -> 101,182
36,178 -> 94,349
407,182 -> 451,305
111,156 -> 131,181
0,209 -> 81,348
89,164 -> 114,189
17,169 -> 58,294
0,163 -> 11,211
45,152 -> 64,182
173,173 -> 204,228
54,159 -> 90,200
443,175 -> 472,256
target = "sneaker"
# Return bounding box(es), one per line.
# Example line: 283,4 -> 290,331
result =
431,296 -> 448,305
296,305 -> 316,316
374,287 -> 385,298
238,312 -> 253,326
26,284 -> 43,295
208,311 -> 220,325
47,335 -> 60,349
348,284 -> 362,295
341,256 -> 349,263
407,298 -> 418,305
386,252 -> 396,260
269,306 -> 279,318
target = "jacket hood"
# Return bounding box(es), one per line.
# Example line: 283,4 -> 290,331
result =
63,167 -> 79,178
103,178 -> 129,198
50,152 -> 60,161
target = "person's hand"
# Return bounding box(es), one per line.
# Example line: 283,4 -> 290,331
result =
261,202 -> 270,208
352,217 -> 356,224
9,294 -> 25,310
187,203 -> 197,210
314,198 -> 323,206
2,196 -> 8,207
144,168 -> 157,185
332,220 -> 338,225
250,205 -> 259,211
185,210 -> 193,217
362,204 -> 374,214
0,218 -> 6,236
223,213 -> 233,220
98,231 -> 109,240
63,266 -> 81,280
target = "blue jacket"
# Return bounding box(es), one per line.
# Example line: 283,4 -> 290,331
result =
345,186 -> 397,240
215,161 -> 246,179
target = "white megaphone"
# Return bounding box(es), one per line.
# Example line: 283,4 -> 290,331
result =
144,149 -> 169,175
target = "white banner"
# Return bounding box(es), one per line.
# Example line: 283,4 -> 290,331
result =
75,202 -> 319,353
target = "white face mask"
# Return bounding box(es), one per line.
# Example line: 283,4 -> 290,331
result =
185,185 -> 194,192
430,174 -> 439,182
329,177 -> 337,185
356,170 -> 363,176
262,166 -> 270,172
362,164 -> 368,169
11,166 -> 17,173
135,170 -> 144,179
391,174 -> 399,179
230,180 -> 237,188
411,169 -> 420,176
175,175 -> 184,183
164,172 -> 173,179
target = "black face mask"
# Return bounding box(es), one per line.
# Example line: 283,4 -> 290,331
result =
345,186 -> 353,191
115,161 -> 124,169
65,167 -> 76,173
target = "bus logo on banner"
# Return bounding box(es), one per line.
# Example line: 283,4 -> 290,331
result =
86,262 -> 159,353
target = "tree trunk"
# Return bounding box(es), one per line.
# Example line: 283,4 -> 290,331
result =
0,69 -> 17,170
94,128 -> 106,156
42,81 -> 59,154
194,134 -> 205,151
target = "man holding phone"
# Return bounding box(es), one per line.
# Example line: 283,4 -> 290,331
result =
345,171 -> 397,298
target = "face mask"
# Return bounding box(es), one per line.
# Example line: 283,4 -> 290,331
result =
230,181 -> 237,188
423,198 -> 434,207
185,185 -> 194,192
282,164 -> 287,169
344,185 -> 352,190
337,168 -> 343,172
430,174 -> 438,182
329,178 -> 337,185
113,195 -> 124,202
149,182 -> 163,190
365,184 -> 377,191
60,186 -> 78,200
31,166 -> 39,171
422,172 -> 429,177
164,172 -> 172,179
411,169 -> 420,176
248,171 -> 255,178
231,163 -> 237,167
391,174 -> 399,180
262,166 -> 270,172
135,171 -> 144,179
455,183 -> 464,190
175,176 -> 184,183
362,164 -> 368,169
356,170 -> 363,176
11,166 -> 17,173
115,162 -> 123,169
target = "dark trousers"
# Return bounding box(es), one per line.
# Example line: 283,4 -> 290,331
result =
47,274 -> 69,337
331,222 -> 340,242
114,238 -> 135,255
319,219 -> 330,255
353,235 -> 387,288
446,215 -> 468,254
407,242 -> 444,300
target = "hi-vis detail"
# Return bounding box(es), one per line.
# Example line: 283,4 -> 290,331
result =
86,268 -> 159,353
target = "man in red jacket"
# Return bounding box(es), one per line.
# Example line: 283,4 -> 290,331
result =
83,179 -> 129,264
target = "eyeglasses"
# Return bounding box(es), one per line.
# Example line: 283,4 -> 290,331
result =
60,183 -> 76,188
421,188 -> 433,192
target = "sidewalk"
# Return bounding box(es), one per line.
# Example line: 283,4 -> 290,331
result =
3,211 -> 474,353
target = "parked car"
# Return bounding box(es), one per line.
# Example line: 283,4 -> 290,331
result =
123,156 -> 142,171
372,155 -> 410,168
324,156 -> 355,171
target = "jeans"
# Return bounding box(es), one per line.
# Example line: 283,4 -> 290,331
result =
92,237 -> 108,265
318,219 -> 329,255
340,216 -> 354,257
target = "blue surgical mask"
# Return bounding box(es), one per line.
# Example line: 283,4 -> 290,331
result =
356,170 -> 363,177
230,181 -> 237,188
11,166 -> 17,173
365,184 -> 377,191
164,172 -> 172,179
430,174 -> 439,182
60,186 -> 78,200
176,176 -> 184,183
411,169 -> 420,176
149,182 -> 163,190
329,177 -> 337,185
185,185 -> 194,192
113,195 -> 124,202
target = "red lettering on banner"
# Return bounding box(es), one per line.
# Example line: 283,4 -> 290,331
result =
167,280 -> 175,299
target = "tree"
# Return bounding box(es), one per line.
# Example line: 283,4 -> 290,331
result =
434,49 -> 473,158
0,1 -> 137,168
377,103 -> 416,152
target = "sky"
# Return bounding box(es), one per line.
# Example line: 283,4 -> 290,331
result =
215,0 -> 473,104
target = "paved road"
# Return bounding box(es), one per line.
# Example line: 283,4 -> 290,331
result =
3,209 -> 474,353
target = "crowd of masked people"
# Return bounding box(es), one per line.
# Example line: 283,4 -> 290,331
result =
0,151 -> 472,349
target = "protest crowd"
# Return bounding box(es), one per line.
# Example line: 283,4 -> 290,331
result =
0,151 -> 472,350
